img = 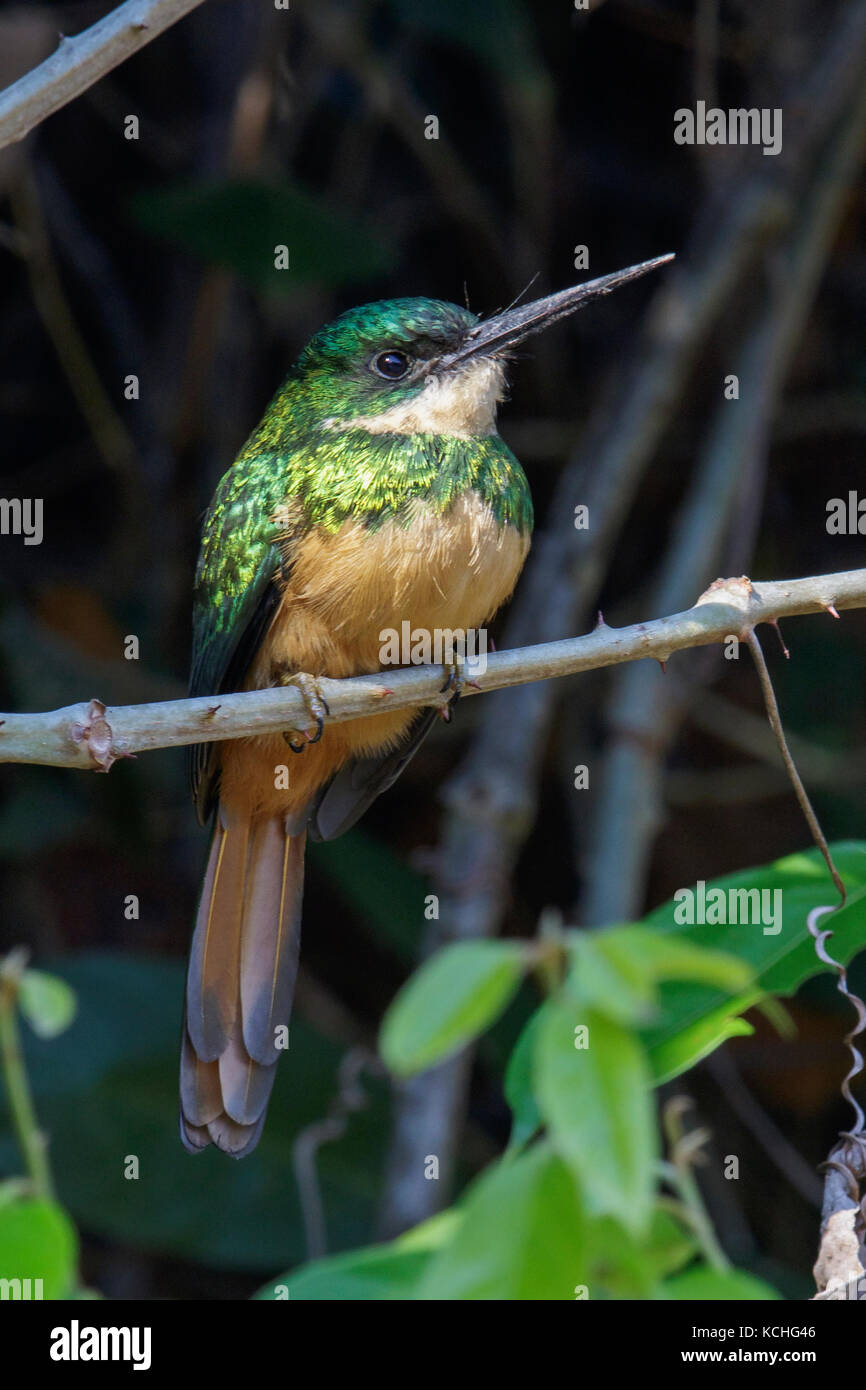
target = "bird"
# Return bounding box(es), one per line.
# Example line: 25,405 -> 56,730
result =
180,253 -> 674,1157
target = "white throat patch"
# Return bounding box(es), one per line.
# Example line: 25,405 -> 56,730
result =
326,358 -> 506,438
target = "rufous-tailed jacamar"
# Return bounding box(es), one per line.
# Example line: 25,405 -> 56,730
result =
181,254 -> 673,1156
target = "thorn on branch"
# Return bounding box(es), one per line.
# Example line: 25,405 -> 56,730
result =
769,619 -> 790,659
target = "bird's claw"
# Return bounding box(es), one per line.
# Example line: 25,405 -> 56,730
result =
276,671 -> 330,751
438,662 -> 465,723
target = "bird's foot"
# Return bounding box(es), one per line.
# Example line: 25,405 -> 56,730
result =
438,661 -> 465,724
276,671 -> 330,752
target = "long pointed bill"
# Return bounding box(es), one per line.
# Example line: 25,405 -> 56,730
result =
442,253 -> 675,367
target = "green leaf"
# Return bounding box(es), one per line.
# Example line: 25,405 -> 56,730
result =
417,1143 -> 586,1300
18,969 -> 76,1038
261,1247 -> 430,1302
582,1207 -> 697,1297
640,843 -> 866,1073
567,932 -> 658,1025
380,941 -> 528,1076
533,999 -> 657,1234
130,180 -> 391,292
0,1198 -> 78,1299
606,927 -> 754,992
641,1208 -> 699,1281
660,1265 -> 780,1300
503,1008 -> 543,1151
649,1004 -> 755,1084
565,926 -> 752,1029
256,1212 -> 459,1301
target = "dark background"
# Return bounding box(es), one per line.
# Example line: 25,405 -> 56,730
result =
0,0 -> 864,1298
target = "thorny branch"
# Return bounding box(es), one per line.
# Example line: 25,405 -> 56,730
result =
0,569 -> 864,770
0,0 -> 208,152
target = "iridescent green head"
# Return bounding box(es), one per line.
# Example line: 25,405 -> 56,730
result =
279,254 -> 675,437
288,297 -> 490,432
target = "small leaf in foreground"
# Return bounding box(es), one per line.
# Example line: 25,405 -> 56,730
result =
380,941 -> 528,1076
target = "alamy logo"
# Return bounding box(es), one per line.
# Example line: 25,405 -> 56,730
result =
0,497 -> 43,545
674,880 -> 782,936
826,492 -> 866,534
674,101 -> 782,156
50,1320 -> 152,1371
379,623 -> 488,675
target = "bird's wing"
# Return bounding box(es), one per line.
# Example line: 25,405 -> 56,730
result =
189,446 -> 438,837
306,707 -> 439,842
189,451 -> 299,824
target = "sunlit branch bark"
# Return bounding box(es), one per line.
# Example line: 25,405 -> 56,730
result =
1,568 -> 863,771
0,0 -> 208,152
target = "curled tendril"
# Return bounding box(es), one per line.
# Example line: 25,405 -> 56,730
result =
809,903 -> 866,1259
808,906 -> 866,1140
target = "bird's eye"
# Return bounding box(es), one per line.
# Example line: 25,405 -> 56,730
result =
373,350 -> 411,380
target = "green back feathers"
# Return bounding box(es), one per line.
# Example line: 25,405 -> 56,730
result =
189,295 -> 534,814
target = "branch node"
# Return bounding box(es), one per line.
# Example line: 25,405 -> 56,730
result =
70,698 -> 126,773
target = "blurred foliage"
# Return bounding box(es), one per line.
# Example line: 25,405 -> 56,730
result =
259,844 -> 864,1299
130,180 -> 393,291
0,954 -> 390,1271
0,1197 -> 78,1300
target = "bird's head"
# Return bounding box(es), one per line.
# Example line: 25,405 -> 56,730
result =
287,255 -> 674,439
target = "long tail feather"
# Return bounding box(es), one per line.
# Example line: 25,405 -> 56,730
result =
180,812 -> 305,1157
185,816 -> 249,1062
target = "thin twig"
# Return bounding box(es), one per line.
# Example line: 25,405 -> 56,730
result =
292,1048 -> 383,1261
0,951 -> 55,1200
744,630 -> 846,903
0,0 -> 208,152
9,163 -> 138,481
662,1097 -> 730,1272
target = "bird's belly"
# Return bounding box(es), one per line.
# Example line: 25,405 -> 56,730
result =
219,490 -> 529,818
